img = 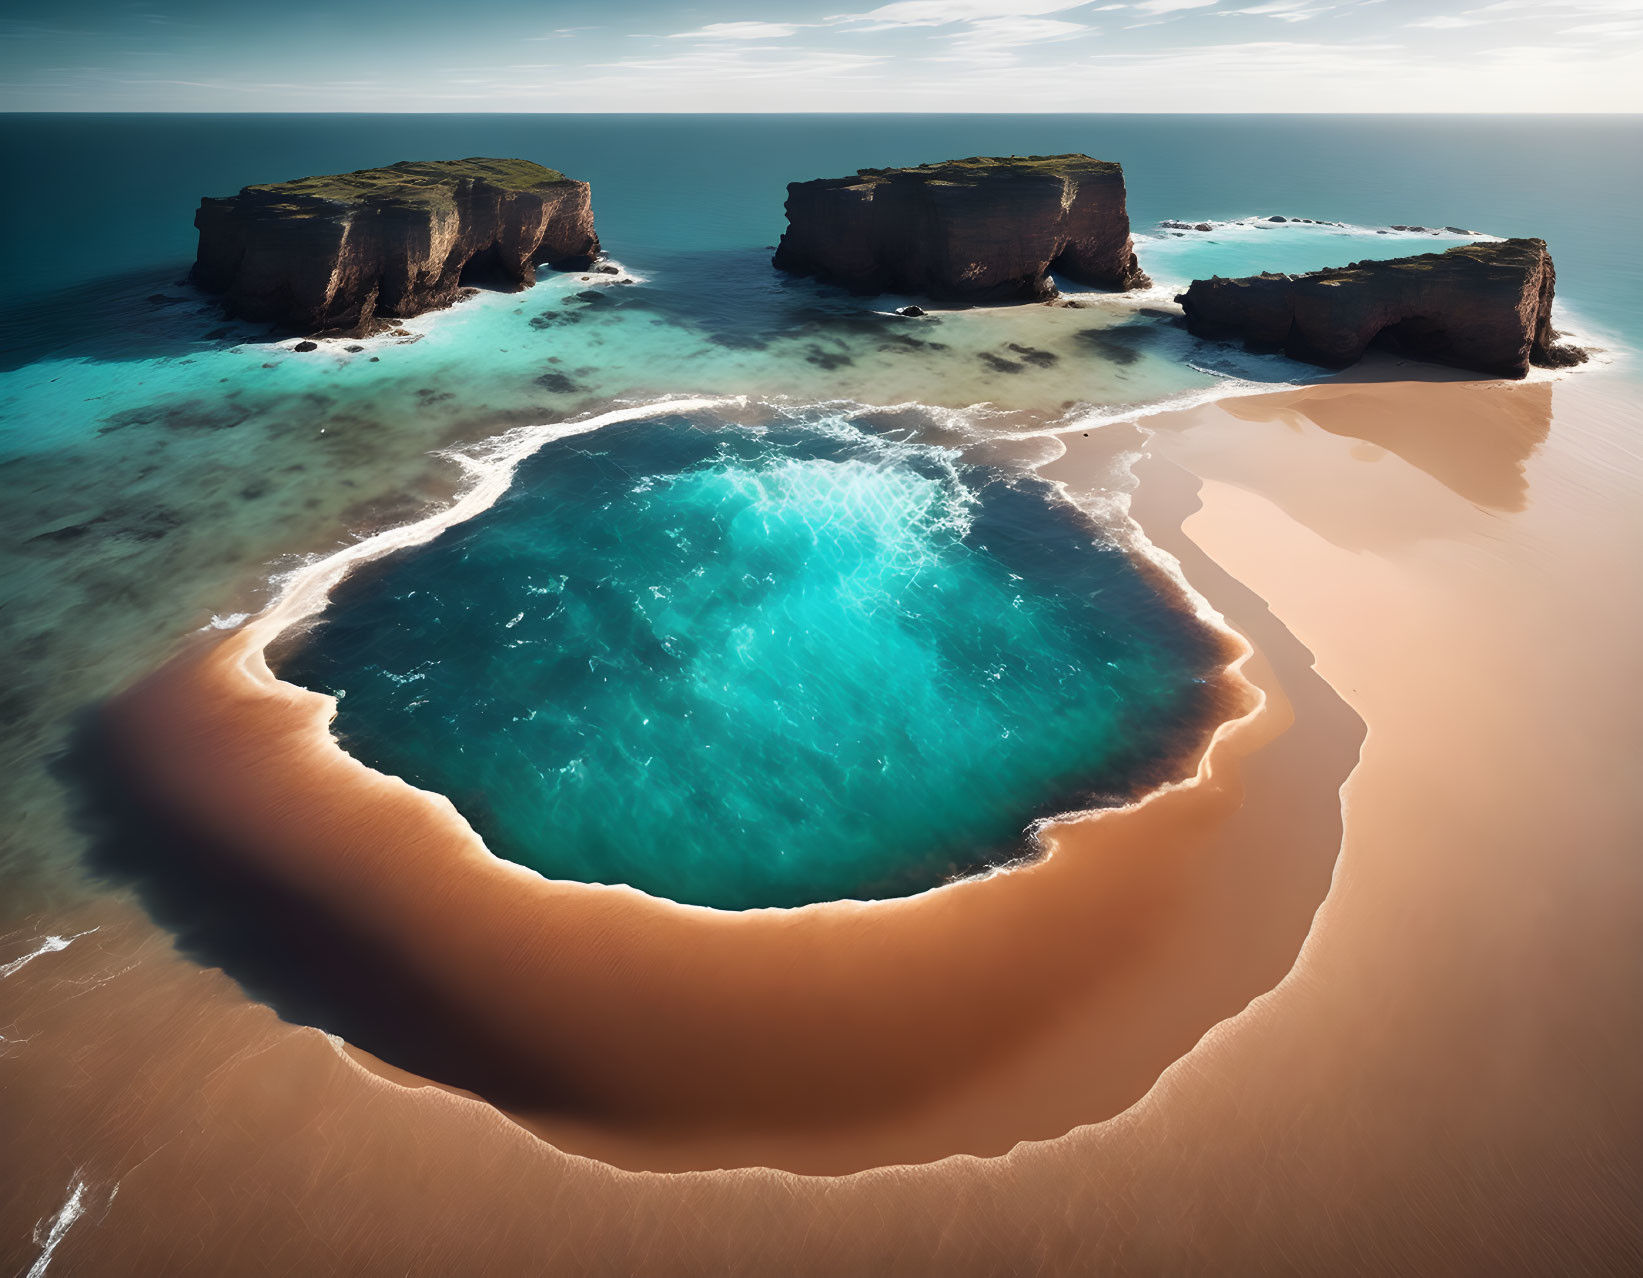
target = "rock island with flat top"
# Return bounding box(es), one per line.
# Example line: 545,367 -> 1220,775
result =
1176,238 -> 1587,379
773,155 -> 1150,304
192,158 -> 600,333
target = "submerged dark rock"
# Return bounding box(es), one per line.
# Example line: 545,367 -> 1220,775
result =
534,371 -> 585,394
978,351 -> 1026,375
1005,342 -> 1058,367
192,158 -> 600,333
1175,238 -> 1587,378
1074,325 -> 1159,368
803,344 -> 853,370
773,154 -> 1149,303
878,332 -> 947,353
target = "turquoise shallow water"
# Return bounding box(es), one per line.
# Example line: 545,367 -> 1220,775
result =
278,410 -> 1227,909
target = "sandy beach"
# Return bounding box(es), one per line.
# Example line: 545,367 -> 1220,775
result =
3,362 -> 1637,1274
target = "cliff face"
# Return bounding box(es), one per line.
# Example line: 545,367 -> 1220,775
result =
1175,238 -> 1585,379
772,155 -> 1150,303
193,158 -> 600,333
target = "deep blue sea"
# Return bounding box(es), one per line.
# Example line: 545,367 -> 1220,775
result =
2,113 -> 1637,905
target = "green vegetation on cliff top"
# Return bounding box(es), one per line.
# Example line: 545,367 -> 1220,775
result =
1199,238 -> 1545,286
235,158 -> 575,207
843,154 -> 1122,185
1319,238 -> 1546,281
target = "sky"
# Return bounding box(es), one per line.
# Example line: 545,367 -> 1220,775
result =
2,0 -> 1640,112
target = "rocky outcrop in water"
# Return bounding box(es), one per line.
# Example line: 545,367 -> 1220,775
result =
193,158 -> 600,333
773,155 -> 1149,303
1175,238 -> 1586,378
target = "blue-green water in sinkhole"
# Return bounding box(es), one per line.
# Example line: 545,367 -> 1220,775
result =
277,409 -> 1231,910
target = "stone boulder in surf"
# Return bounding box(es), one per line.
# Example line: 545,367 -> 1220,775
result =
773,155 -> 1150,303
192,158 -> 600,333
1175,238 -> 1587,379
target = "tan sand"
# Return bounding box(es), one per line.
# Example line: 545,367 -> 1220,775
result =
84,442 -> 1283,1175
2,370 -> 1637,1274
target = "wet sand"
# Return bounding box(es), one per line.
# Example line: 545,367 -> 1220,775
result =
3,370 -> 1639,1274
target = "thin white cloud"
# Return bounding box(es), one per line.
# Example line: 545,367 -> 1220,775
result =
1467,0 -> 1639,11
1133,0 -> 1221,13
1225,1 -> 1336,19
5,0 -> 1641,111
669,22 -> 804,41
1410,0 -> 1643,31
831,0 -> 1093,30
947,16 -> 1092,46
826,0 -> 1097,61
591,43 -> 889,84
1565,19 -> 1643,36
523,26 -> 601,41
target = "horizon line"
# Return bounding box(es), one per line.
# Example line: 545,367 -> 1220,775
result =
4,108 -> 1640,117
